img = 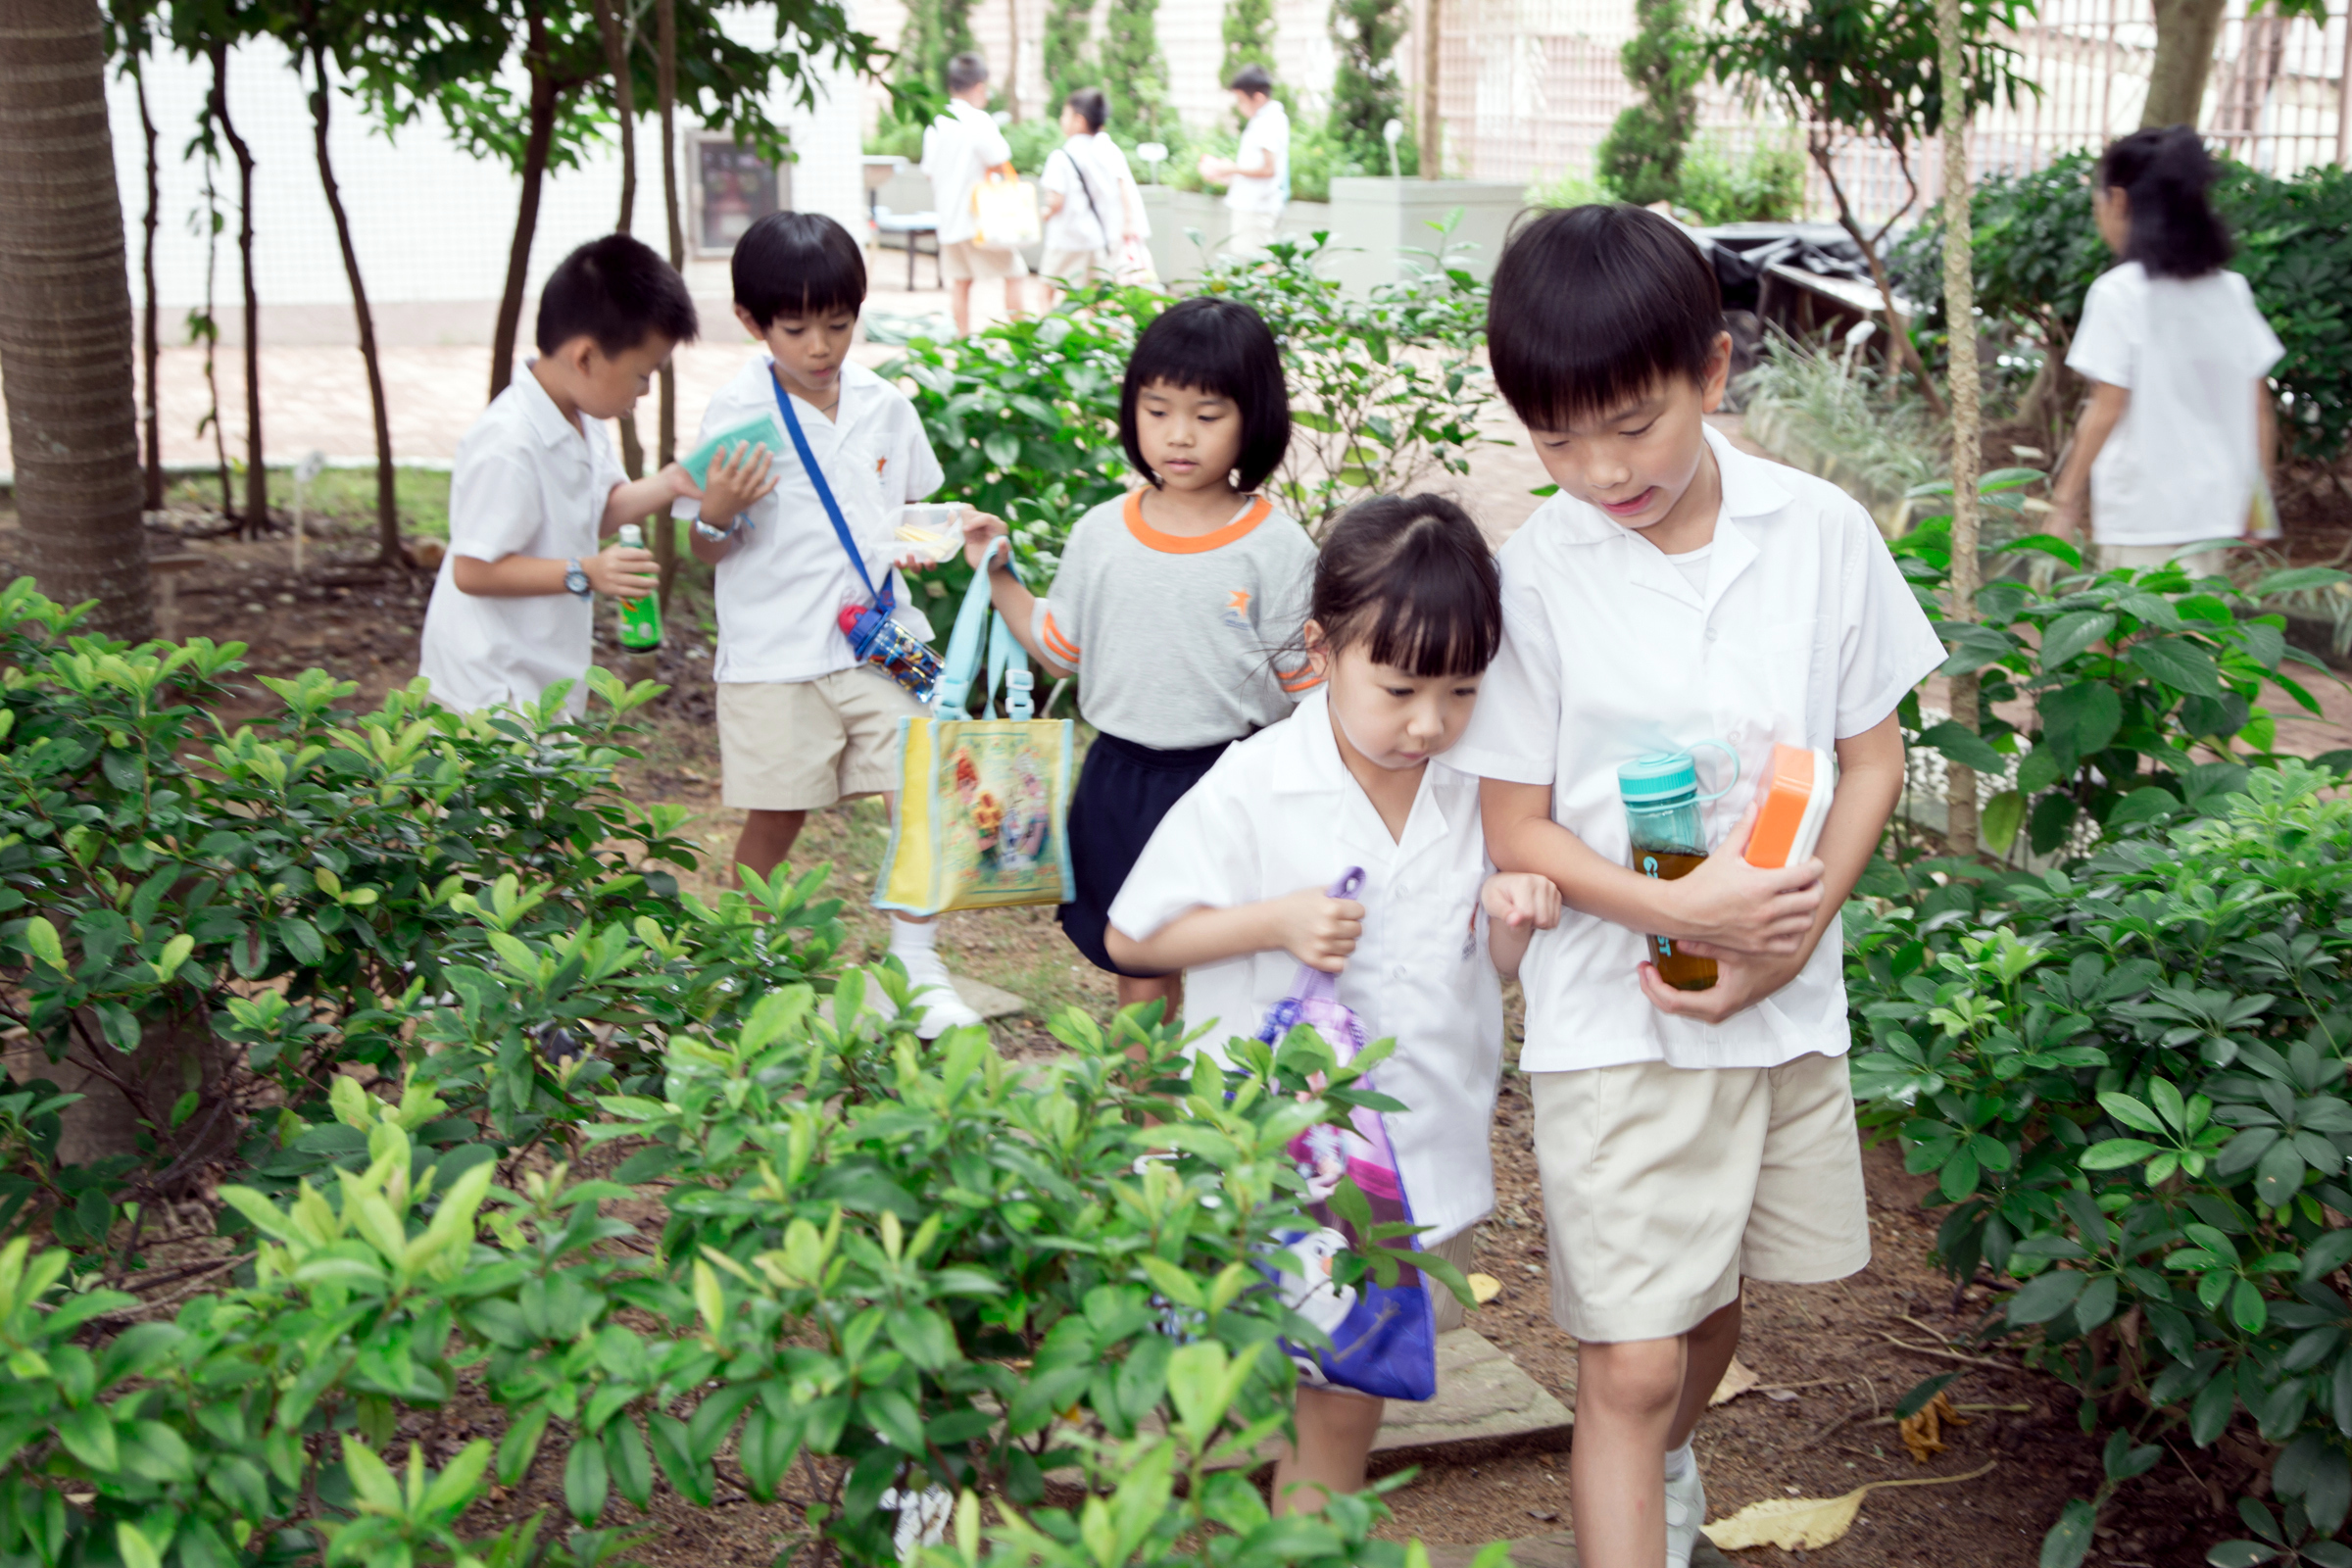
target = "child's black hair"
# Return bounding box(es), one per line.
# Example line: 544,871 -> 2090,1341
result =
1066,86 -> 1108,132
1485,204 -> 1725,431
732,211 -> 867,327
1119,297 -> 1292,493
1228,64 -> 1274,97
1310,495 -> 1500,678
2097,126 -> 2232,279
535,233 -> 698,358
947,51 -> 989,92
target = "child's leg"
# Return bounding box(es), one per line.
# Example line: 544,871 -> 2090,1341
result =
733,808 -> 807,887
1670,1297 -> 1742,1451
1570,1336 -> 1684,1565
1115,970 -> 1181,1023
1271,1386 -> 1385,1516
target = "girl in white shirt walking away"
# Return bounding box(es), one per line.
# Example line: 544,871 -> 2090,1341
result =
2051,124 -> 2284,568
1103,495 -> 1562,1517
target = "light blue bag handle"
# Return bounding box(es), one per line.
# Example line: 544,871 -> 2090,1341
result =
934,536 -> 1026,719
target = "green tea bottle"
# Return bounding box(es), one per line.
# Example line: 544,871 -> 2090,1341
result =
614,522 -> 662,652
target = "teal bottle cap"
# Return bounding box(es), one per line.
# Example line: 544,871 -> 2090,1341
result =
1618,752 -> 1698,803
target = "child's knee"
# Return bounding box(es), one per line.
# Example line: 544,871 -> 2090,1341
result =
1577,1337 -> 1686,1416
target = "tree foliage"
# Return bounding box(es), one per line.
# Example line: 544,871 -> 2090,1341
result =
1596,0 -> 1698,208
1220,0 -> 1277,103
1098,0 -> 1169,143
1327,0 -> 1414,172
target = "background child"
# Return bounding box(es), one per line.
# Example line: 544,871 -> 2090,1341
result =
680,211 -> 979,1037
419,234 -> 699,716
1038,88 -> 1121,297
920,50 -> 1031,335
962,296 -> 1315,1022
1452,205 -> 1944,1568
1198,65 -> 1290,261
2048,124 -> 2284,570
1102,495 -> 1560,1514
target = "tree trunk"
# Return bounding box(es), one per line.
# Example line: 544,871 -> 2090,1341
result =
1936,0 -> 1981,858
1006,0 -> 1021,121
654,0 -> 682,610
2142,0 -> 2226,128
308,46 -> 400,566
207,43 -> 267,539
1421,0 -> 1442,178
0,0 -> 155,639
592,0 -> 645,478
490,0 -> 559,403
1809,137 -> 1947,421
137,69 -> 163,512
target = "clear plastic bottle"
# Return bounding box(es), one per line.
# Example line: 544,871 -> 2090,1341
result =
613,523 -> 662,652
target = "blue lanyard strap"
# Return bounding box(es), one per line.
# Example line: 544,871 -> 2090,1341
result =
771,368 -> 893,618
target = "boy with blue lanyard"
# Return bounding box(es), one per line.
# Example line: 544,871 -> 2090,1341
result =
681,211 -> 981,1037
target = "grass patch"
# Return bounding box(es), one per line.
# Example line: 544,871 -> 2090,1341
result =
1737,331 -> 1946,507
165,465 -> 455,539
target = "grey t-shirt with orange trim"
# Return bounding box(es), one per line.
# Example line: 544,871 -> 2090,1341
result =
1036,490 -> 1320,750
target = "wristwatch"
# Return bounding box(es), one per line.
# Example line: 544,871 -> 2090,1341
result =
564,558 -> 591,600
692,514 -> 740,543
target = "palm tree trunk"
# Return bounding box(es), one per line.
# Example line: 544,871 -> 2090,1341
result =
207,42 -> 267,537
305,45 -> 399,565
1936,0 -> 1981,858
654,0 -> 682,609
0,0 -> 155,639
593,0 -> 646,478
490,0 -> 559,402
2143,0 -> 2227,128
137,68 -> 164,512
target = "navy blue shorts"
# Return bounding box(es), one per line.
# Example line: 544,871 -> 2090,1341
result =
1059,729 -> 1233,977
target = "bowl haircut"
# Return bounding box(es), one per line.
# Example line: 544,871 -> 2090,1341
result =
1118,296 -> 1294,494
535,233 -> 699,358
733,212 -> 867,329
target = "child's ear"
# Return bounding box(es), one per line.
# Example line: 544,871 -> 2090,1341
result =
1699,330 -> 1735,415
1301,619 -> 1331,680
733,303 -> 763,340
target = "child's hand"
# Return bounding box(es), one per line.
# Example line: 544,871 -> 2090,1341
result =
1483,872 -> 1561,931
962,510 -> 1010,570
1652,802 -> 1824,956
658,461 -> 704,500
699,443 -> 778,525
2045,494 -> 2084,543
1638,947 -> 1808,1025
588,540 -> 658,600
897,505 -> 976,573
1265,885 -> 1365,974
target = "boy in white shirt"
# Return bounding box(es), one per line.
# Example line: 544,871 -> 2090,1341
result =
1199,66 -> 1289,260
1449,205 -> 1945,1568
419,234 -> 702,715
679,211 -> 980,1038
919,51 -> 1031,336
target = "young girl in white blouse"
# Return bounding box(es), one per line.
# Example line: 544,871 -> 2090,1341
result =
1103,495 -> 1562,1516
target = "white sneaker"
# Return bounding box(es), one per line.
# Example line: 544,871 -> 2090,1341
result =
1665,1459 -> 1707,1568
893,950 -> 984,1039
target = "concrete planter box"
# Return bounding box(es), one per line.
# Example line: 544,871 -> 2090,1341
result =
1136,188 -> 1336,286
1141,179 -> 1529,295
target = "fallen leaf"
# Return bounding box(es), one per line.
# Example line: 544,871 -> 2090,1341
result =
1710,1356 -> 1761,1406
1702,1460 -> 1997,1552
1898,1390 -> 1972,1464
1467,1272 -> 1502,1304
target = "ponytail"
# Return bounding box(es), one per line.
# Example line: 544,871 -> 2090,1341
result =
2096,125 -> 2232,279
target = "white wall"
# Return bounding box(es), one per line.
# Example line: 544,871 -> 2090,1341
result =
111,17 -> 868,341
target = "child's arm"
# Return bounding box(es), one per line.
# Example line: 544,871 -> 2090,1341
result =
603,463 -> 703,537
1481,785 -> 1825,957
2046,380 -> 2129,545
1639,711 -> 1907,1024
686,445 -> 780,565
1480,872 -> 1561,981
2253,381 -> 2278,535
1106,886 -> 1366,976
450,539 -> 655,600
962,511 -> 1075,678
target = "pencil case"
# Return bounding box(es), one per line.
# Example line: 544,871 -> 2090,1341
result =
1744,744 -> 1836,868
680,416 -> 783,488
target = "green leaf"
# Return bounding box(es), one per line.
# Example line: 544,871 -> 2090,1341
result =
564,1431 -> 610,1525
57,1402 -> 117,1471
885,1307 -> 957,1371
2037,612 -> 2116,671
861,1387 -> 927,1454
2007,1268 -> 2084,1326
1893,1371 -> 1959,1420
117,1523 -> 161,1568
1920,720 -> 2005,773
2129,635 -> 2224,697
604,1417 -> 653,1510
1982,790 -> 2026,855
2039,1496 -> 2097,1568
2080,1137 -> 2162,1170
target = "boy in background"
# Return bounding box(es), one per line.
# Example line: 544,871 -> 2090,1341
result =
920,51 -> 1031,336
681,211 -> 982,1038
1198,66 -> 1290,260
1450,205 -> 1944,1568
420,234 -> 701,716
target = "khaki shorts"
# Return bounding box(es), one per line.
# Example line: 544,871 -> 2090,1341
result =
1040,247 -> 1107,287
940,240 -> 1028,282
1530,1053 -> 1869,1344
716,667 -> 923,811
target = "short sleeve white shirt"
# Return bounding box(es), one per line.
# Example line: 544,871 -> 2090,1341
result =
670,356 -> 944,684
1041,136 -> 1114,253
2065,262 -> 2284,548
419,370 -> 626,716
1226,100 -> 1291,215
1446,424 -> 1946,1073
1107,688 -> 1504,1245
921,99 -> 1013,246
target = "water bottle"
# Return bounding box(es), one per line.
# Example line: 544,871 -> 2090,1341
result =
1618,742 -> 1740,993
837,603 -> 944,701
613,523 -> 662,652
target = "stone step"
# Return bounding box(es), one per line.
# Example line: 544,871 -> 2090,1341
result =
1372,1329 -> 1573,1460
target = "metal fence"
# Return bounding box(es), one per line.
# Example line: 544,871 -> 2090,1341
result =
1437,0 -> 2352,221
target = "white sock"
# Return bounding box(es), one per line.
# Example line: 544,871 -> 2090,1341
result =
1663,1441 -> 1694,1482
889,917 -> 938,958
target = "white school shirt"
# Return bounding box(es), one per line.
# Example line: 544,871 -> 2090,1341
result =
670,357 -> 943,684
1107,688 -> 1504,1246
1446,424 -> 1946,1074
2065,262 -> 2284,548
1226,100 -> 1291,216
1040,135 -> 1118,254
419,370 -> 627,716
921,99 -> 1012,247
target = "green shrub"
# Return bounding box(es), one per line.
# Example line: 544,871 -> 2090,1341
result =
1672,134 -> 1805,224
1844,760 -> 2352,1560
1893,156 -> 2352,460
1595,0 -> 1697,207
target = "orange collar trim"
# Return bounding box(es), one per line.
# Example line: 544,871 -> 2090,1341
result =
1123,490 -> 1272,555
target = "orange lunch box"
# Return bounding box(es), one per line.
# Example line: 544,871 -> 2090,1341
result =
1744,744 -> 1837,868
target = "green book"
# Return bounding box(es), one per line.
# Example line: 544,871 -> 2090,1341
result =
681,416 -> 784,488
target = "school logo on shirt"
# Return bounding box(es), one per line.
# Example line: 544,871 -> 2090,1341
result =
1222,588 -> 1252,632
